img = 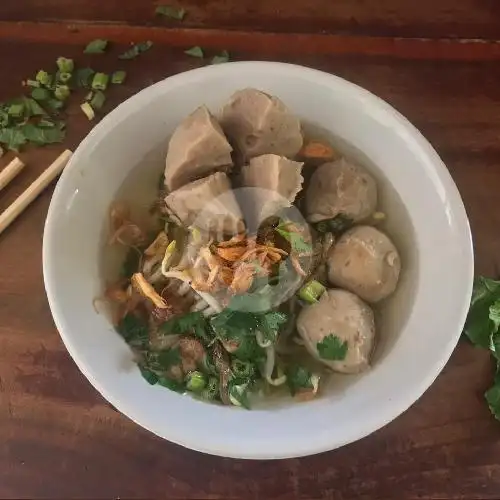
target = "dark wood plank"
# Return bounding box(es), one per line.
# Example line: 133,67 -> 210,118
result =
1,38 -> 500,499
2,0 -> 500,39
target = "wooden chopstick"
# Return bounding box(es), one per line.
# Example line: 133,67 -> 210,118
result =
0,149 -> 72,236
0,157 -> 25,192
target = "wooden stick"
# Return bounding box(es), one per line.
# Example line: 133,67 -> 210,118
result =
0,149 -> 72,236
0,157 -> 25,192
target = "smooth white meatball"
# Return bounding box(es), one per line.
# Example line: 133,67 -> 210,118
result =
328,225 -> 401,303
297,289 -> 375,374
305,159 -> 377,223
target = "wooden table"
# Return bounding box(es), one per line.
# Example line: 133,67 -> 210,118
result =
1,1 -> 500,498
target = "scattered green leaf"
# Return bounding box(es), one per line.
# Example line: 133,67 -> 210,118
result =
184,46 -> 204,58
111,70 -> 127,84
118,41 -> 153,60
155,5 -> 186,20
485,383 -> 500,421
286,365 -> 314,396
139,366 -> 159,385
0,128 -> 26,151
211,50 -> 229,64
117,313 -> 149,344
158,376 -> 185,393
276,221 -> 312,254
90,90 -> 106,110
317,334 -> 348,361
31,87 -> 50,101
76,67 -> 95,88
84,39 -> 109,54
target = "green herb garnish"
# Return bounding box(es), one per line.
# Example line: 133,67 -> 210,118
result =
211,50 -> 229,64
31,87 -> 50,101
0,128 -> 26,151
286,365 -> 315,396
7,102 -> 24,118
298,280 -> 326,304
54,84 -> 70,101
158,376 -> 185,393
200,376 -> 219,400
276,221 -> 312,254
314,214 -> 353,235
90,90 -> 106,110
184,46 -> 204,58
84,39 -> 109,54
228,381 -> 251,409
139,366 -> 159,385
317,334 -> 348,360
76,67 -> 95,88
35,70 -> 53,87
155,5 -> 186,20
160,311 -> 210,341
21,123 -> 65,145
91,72 -> 109,91
111,70 -> 127,84
118,41 -> 153,60
117,313 -> 149,345
56,57 -> 74,74
186,371 -> 206,392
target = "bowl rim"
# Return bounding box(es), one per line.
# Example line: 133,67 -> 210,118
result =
43,61 -> 474,459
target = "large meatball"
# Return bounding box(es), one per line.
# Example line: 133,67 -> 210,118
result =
327,225 -> 401,303
297,289 -> 375,373
305,159 -> 377,223
221,88 -> 303,161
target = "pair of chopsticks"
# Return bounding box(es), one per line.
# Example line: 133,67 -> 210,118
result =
0,149 -> 72,236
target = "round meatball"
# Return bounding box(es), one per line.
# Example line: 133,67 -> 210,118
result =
305,159 -> 377,223
327,225 -> 401,303
297,289 -> 375,373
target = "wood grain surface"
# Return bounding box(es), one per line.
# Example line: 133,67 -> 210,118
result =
1,4 -> 500,499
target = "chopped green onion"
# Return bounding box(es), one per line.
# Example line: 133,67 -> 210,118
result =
76,67 -> 95,88
186,371 -> 206,392
200,377 -> 218,400
57,72 -> 72,84
84,91 -> 94,101
31,87 -> 50,101
211,50 -> 229,64
25,79 -> 40,88
7,103 -> 24,117
84,39 -> 109,54
184,46 -> 204,58
111,70 -> 127,84
35,70 -> 52,87
0,111 -> 8,127
118,41 -> 153,60
54,85 -> 70,101
231,359 -> 254,380
56,57 -> 74,73
298,280 -> 326,303
91,72 -> 109,91
90,90 -> 106,110
228,382 -> 251,409
80,102 -> 95,120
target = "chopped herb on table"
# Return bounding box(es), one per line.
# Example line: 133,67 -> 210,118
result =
184,46 -> 204,58
211,50 -> 230,64
463,275 -> 500,420
118,41 -> 153,60
111,70 -> 127,84
84,39 -> 109,54
155,5 -> 186,20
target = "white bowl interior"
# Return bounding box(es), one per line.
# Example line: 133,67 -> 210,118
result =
43,62 -> 473,459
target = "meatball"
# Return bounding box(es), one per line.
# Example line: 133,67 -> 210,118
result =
221,88 -> 303,161
305,159 -> 377,223
327,225 -> 401,303
297,289 -> 375,373
164,106 -> 233,191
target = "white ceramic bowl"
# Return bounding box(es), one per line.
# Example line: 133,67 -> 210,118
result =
43,62 -> 473,459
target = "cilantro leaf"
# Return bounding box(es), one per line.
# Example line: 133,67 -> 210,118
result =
117,313 -> 149,345
464,276 -> 500,349
258,311 -> 288,343
490,300 -> 500,333
23,97 -> 47,117
155,5 -> 186,20
485,382 -> 500,421
21,123 -> 65,146
84,39 -> 109,54
0,128 -> 27,151
160,311 -> 210,341
158,376 -> 185,393
317,334 -> 348,360
275,222 -> 312,254
139,366 -> 159,385
286,365 -> 314,396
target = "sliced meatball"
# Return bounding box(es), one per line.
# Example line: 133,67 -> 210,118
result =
164,106 -> 233,191
305,159 -> 377,223
241,154 -> 304,202
221,88 -> 303,161
164,172 -> 244,234
297,289 -> 375,373
327,225 -> 401,303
